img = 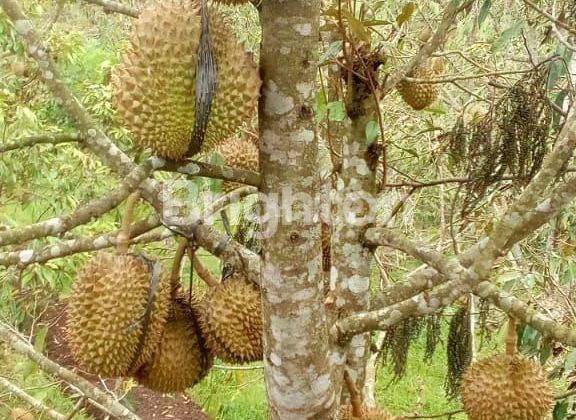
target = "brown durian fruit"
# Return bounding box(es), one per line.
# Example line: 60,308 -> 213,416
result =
135,299 -> 213,393
112,0 -> 260,160
67,253 -> 171,377
199,274 -> 262,363
460,353 -> 554,420
397,59 -> 442,110
212,136 -> 259,193
9,408 -> 34,420
339,404 -> 394,420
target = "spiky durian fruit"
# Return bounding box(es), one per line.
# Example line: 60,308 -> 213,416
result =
112,0 -> 260,160
67,253 -> 171,378
339,404 -> 394,419
135,299 -> 213,393
460,354 -> 554,420
212,136 -> 259,193
397,62 -> 440,111
199,274 -> 262,363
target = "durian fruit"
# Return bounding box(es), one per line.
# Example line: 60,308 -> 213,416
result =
212,136 -> 259,193
9,408 -> 34,420
460,354 -> 554,420
339,404 -> 394,419
135,299 -> 213,393
199,274 -> 262,363
67,253 -> 171,377
397,60 -> 441,111
112,0 -> 260,160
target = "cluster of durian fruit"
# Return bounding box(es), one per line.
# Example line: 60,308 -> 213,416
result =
67,245 -> 263,393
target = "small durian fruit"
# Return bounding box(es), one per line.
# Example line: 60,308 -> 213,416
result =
212,136 -> 259,193
397,59 -> 442,110
135,299 -> 213,393
67,253 -> 171,377
460,317 -> 554,420
199,274 -> 262,363
9,408 -> 34,420
339,404 -> 394,419
112,0 -> 260,160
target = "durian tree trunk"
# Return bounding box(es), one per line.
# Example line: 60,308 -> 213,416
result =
331,102 -> 379,400
258,1 -> 337,418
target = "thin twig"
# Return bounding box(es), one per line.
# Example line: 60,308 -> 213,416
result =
0,133 -> 81,153
0,376 -> 67,420
79,0 -> 139,18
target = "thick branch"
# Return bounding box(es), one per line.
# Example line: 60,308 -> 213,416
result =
0,133 -> 80,153
0,160 -> 155,248
0,376 -> 67,420
162,160 -> 261,188
474,281 -> 576,346
0,322 -> 140,420
80,0 -> 139,18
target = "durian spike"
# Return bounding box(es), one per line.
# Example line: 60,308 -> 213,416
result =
116,191 -> 141,254
170,238 -> 189,297
505,316 -> 518,356
344,369 -> 363,418
190,250 -> 220,288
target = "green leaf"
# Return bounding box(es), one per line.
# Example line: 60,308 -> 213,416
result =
492,21 -> 524,52
315,91 -> 328,121
547,45 -> 574,90
553,401 -> 568,420
346,12 -> 370,43
478,0 -> 492,28
327,101 -> 346,122
396,2 -> 416,27
365,121 -> 380,143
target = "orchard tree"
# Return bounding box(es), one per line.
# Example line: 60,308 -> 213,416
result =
1,0 -> 576,419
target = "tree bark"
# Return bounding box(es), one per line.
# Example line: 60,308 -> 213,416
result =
259,1 -> 336,418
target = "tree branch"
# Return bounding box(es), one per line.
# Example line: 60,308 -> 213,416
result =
0,322 -> 140,420
162,160 -> 261,188
0,217 -> 160,268
474,281 -> 576,347
404,68 -> 534,84
382,0 -> 476,95
0,160 -> 155,248
0,376 -> 67,420
0,133 -> 80,154
522,0 -> 576,37
79,0 -> 139,18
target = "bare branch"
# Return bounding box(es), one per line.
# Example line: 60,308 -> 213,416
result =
474,281 -> 576,347
0,322 -> 140,420
80,0 -> 139,18
383,0 -> 476,95
0,160 -> 155,248
0,217 -> 160,268
0,376 -> 67,420
162,160 -> 261,188
404,68 -> 534,84
522,0 -> 576,37
0,133 -> 80,154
